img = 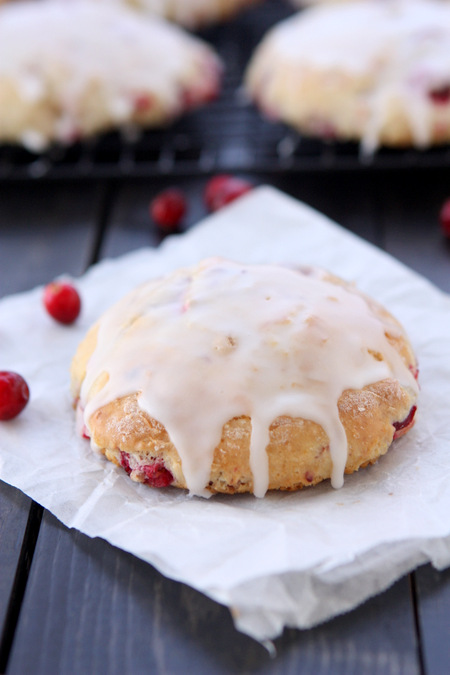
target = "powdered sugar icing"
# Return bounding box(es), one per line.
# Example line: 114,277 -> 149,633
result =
80,259 -> 418,498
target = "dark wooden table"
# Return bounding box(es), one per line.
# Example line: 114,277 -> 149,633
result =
1,167 -> 450,675
1,2 -> 450,673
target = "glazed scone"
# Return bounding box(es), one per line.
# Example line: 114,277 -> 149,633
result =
97,0 -> 263,28
71,258 -> 419,498
0,0 -> 221,150
0,0 -> 263,28
245,0 -> 450,153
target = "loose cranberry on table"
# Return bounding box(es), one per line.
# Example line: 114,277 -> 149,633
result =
0,371 -> 30,420
439,198 -> 450,238
204,175 -> 253,212
150,188 -> 187,231
43,281 -> 81,324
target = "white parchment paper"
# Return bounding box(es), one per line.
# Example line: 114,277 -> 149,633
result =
1,186 -> 450,641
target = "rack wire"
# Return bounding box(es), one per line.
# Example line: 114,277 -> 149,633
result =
1,0 -> 449,181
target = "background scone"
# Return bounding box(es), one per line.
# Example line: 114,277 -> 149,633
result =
0,0 -> 263,28
71,258 -> 419,498
0,0 -> 221,150
98,0 -> 263,29
245,0 -> 450,153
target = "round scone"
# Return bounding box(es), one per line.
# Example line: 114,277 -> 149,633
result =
71,258 -> 419,498
0,0 -> 221,150
245,0 -> 450,153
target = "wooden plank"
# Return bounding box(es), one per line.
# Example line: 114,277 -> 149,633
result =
0,182 -> 101,296
0,180 -> 105,670
99,177 -> 215,259
415,565 -> 450,675
380,169 -> 450,675
0,484 -> 31,659
380,169 -> 450,293
8,510 -> 420,675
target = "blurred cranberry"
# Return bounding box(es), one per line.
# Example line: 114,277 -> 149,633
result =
439,198 -> 450,237
204,175 -> 253,212
429,86 -> 450,105
150,189 -> 187,231
43,281 -> 81,324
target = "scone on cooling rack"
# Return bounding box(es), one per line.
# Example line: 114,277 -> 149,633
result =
71,258 -> 419,498
0,0 -> 263,28
0,0 -> 221,151
98,0 -> 263,29
245,0 -> 450,153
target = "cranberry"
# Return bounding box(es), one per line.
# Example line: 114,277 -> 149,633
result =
439,198 -> 450,238
142,461 -> 173,488
133,93 -> 154,113
0,371 -> 30,420
150,189 -> 187,231
393,405 -> 417,440
43,281 -> 81,324
429,86 -> 450,105
204,175 -> 253,212
409,364 -> 419,380
120,451 -> 132,475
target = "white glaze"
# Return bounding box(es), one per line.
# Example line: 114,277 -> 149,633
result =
248,0 -> 450,152
79,259 -> 418,498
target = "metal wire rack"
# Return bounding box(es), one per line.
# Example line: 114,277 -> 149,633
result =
1,0 -> 449,181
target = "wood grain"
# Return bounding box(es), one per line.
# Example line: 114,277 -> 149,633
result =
7,510 -> 420,675
0,180 -> 106,670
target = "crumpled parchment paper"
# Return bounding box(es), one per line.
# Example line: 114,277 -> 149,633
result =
1,186 -> 449,641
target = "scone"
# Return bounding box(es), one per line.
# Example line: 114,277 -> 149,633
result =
245,0 -> 450,153
71,258 -> 419,498
0,0 -> 221,150
97,0 -> 263,29
0,0 -> 263,28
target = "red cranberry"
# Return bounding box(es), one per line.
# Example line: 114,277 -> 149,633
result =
133,93 -> 154,113
0,371 -> 30,420
150,189 -> 187,231
120,451 -> 132,475
429,86 -> 450,105
439,198 -> 450,238
43,281 -> 81,324
409,364 -> 419,380
393,406 -> 417,440
204,175 -> 253,213
142,461 -> 174,488
305,471 -> 314,483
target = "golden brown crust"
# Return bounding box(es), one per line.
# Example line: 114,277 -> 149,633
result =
83,375 -> 415,494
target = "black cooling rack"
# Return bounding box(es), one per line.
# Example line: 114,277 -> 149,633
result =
1,0 -> 449,182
